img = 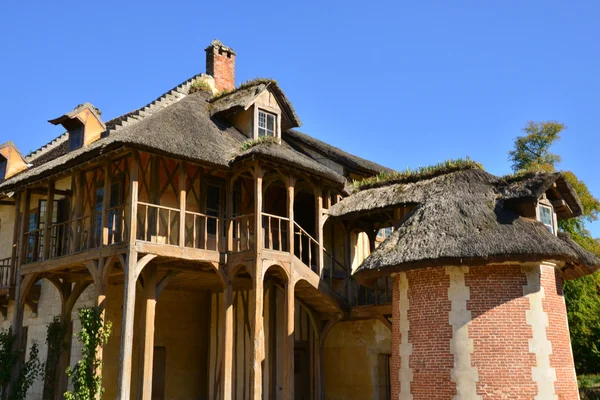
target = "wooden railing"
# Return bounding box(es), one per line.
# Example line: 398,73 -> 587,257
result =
185,210 -> 222,251
21,205 -> 127,264
23,228 -> 44,264
231,214 -> 254,252
294,222 -> 319,273
352,276 -> 393,307
138,202 -> 181,246
262,213 -> 289,252
323,248 -> 346,287
0,258 -> 11,287
106,205 -> 127,245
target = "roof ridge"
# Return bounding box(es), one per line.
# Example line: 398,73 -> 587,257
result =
26,73 -> 209,163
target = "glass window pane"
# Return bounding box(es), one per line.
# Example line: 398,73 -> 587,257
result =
267,114 -> 275,131
0,158 -> 6,180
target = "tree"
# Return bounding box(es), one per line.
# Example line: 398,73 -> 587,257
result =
508,120 -> 565,172
508,120 -> 600,374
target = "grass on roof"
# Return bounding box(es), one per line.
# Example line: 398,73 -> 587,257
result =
210,78 -> 277,102
352,157 -> 484,191
189,80 -> 213,95
239,136 -> 281,152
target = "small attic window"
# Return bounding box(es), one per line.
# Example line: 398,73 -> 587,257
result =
69,127 -> 84,151
258,110 -> 276,137
0,156 -> 6,180
538,203 -> 556,234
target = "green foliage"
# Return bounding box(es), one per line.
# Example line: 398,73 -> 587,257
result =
508,120 -> 600,375
352,157 -> 484,191
508,120 -> 565,171
188,80 -> 213,95
0,328 -> 17,399
0,327 -> 44,400
64,307 -> 112,400
239,136 -> 281,152
579,375 -> 600,389
10,342 -> 44,400
43,316 -> 68,400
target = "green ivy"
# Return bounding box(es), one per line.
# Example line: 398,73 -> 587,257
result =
0,327 -> 44,400
43,316 -> 68,400
64,307 -> 112,400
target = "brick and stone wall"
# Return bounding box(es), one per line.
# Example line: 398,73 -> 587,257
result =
391,263 -> 580,400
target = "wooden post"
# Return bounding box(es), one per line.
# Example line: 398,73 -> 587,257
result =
9,192 -> 21,285
43,181 -> 55,260
178,162 -> 186,248
283,281 -> 295,400
251,272 -> 264,400
71,171 -> 84,253
221,280 -> 234,400
18,190 -> 31,268
287,177 -> 296,256
226,178 -> 234,253
251,162 -> 265,400
254,163 -> 264,255
117,155 -> 139,400
57,283 -> 73,400
314,186 -> 324,276
137,263 -> 157,400
101,160 -> 112,246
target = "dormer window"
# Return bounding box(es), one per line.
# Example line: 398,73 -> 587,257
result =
0,156 -> 6,180
69,127 -> 84,151
258,110 -> 276,137
538,203 -> 556,234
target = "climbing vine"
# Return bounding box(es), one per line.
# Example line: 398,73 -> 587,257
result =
43,316 -> 68,400
0,327 -> 44,400
64,307 -> 112,400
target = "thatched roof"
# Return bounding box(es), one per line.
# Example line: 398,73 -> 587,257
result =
232,141 -> 345,184
210,79 -> 301,129
282,130 -> 394,177
0,89 -> 345,191
332,169 -> 600,282
498,172 -> 583,219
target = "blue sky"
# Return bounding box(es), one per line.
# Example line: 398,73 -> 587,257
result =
0,1 -> 598,236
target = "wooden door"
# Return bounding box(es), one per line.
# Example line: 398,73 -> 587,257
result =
152,346 -> 166,400
294,345 -> 311,400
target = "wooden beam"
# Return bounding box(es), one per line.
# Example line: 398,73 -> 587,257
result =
137,263 -> 156,400
283,281 -> 295,400
0,200 -> 15,206
287,176 -> 296,256
314,186 -> 324,277
101,160 -> 112,246
155,270 -> 178,299
251,272 -> 264,400
43,181 -> 55,261
9,192 -> 21,286
179,162 -> 186,248
117,155 -> 139,400
220,280 -> 233,400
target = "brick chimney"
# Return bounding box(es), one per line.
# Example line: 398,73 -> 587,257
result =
205,39 -> 236,92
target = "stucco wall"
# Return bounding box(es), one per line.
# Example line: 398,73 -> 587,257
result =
323,319 -> 391,400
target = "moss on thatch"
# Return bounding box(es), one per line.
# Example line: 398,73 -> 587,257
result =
188,80 -> 213,94
210,78 -> 277,102
239,136 -> 281,152
352,157 -> 484,191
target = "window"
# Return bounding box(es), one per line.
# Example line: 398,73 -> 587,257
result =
538,204 -> 555,234
69,127 -> 84,151
258,110 -> 276,137
0,156 -> 6,180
